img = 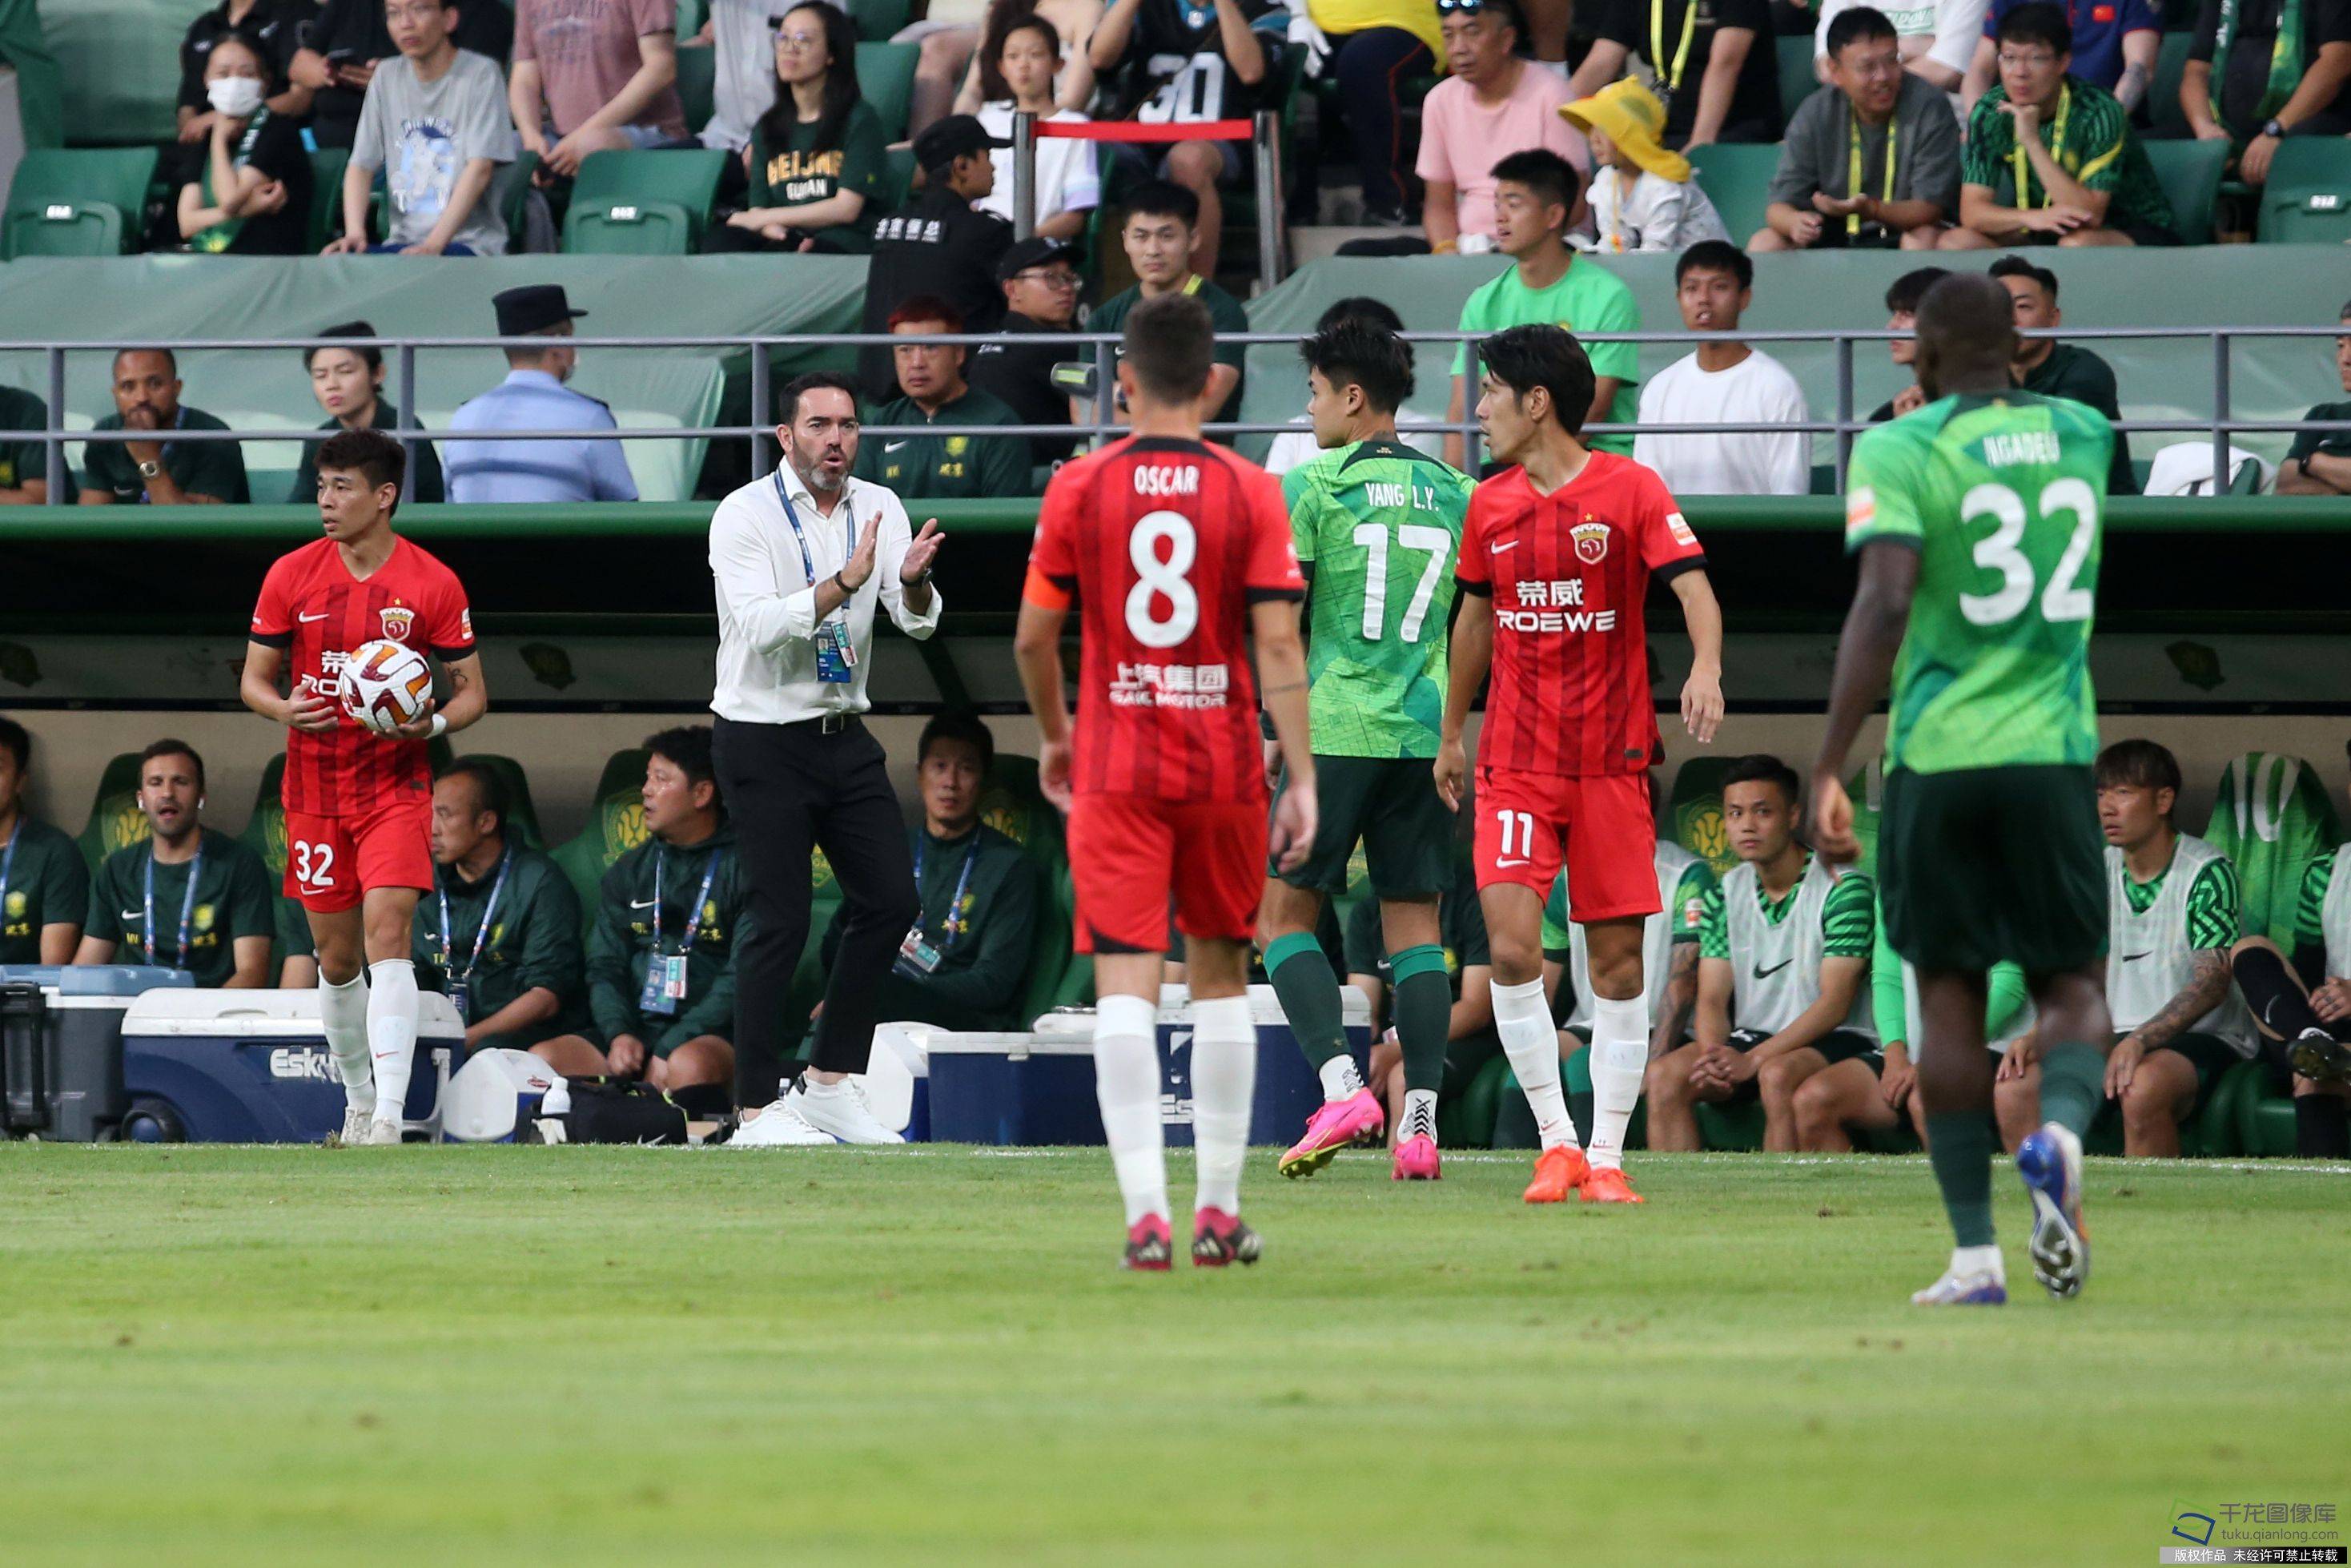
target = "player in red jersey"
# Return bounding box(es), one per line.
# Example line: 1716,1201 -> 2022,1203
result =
1014,293 -> 1317,1271
1434,324 -> 1724,1207
239,428 -> 488,1145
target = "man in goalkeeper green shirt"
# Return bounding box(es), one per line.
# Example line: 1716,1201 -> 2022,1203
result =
1259,316 -> 1478,1184
1812,270 -> 2116,1307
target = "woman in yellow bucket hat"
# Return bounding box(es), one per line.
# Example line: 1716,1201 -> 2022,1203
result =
1562,78 -> 1732,251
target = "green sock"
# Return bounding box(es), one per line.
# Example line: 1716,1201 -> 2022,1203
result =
1389,945 -> 1452,1093
1266,932 -> 1348,1069
1562,1036 -> 1595,1148
1925,1112 -> 1997,1247
2038,1041 -> 2108,1140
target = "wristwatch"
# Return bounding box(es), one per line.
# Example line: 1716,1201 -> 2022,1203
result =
2264,118 -> 2285,139
137,459 -> 162,479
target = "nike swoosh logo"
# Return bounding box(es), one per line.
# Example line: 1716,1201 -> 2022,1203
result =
1496,857 -> 1529,868
883,440 -> 909,452
298,612 -> 330,623
629,898 -> 658,909
1751,959 -> 1794,980
2120,951 -> 2151,962
121,907 -> 142,920
1490,540 -> 1519,553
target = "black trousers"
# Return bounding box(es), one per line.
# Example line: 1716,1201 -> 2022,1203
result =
713,714 -> 920,1103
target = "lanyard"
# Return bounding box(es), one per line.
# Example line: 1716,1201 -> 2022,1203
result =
143,842 -> 203,970
0,821 -> 18,914
1651,0 -> 1700,94
1847,109 -> 1895,236
437,846 -> 513,981
771,469 -> 856,587
914,831 -> 983,952
2011,83 -> 2072,209
652,844 -> 724,957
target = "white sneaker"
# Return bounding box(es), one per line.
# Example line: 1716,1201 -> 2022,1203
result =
726,1099 -> 835,1148
787,1078 -> 904,1145
336,1106 -> 374,1146
364,1118 -> 403,1146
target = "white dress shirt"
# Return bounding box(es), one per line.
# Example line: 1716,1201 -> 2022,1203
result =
708,464 -> 943,722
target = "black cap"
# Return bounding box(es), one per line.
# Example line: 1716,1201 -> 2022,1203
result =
995,235 -> 1076,283
914,113 -> 1011,171
492,284 -> 589,338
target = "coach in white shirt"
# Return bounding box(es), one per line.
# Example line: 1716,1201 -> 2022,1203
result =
1634,242 -> 1812,499
708,368 -> 946,1147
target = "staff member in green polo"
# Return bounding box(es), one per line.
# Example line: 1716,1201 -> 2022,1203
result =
411,760 -> 585,1055
855,296 -> 1033,501
0,717 -> 89,964
74,739 -> 274,986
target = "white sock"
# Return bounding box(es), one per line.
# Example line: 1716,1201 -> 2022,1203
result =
1951,1244 -> 2004,1281
1494,977 -> 1578,1149
1586,993 -> 1648,1171
367,959 -> 420,1128
1093,994 -> 1167,1227
1317,1055 -> 1364,1101
1401,1088 -> 1438,1145
1191,995 -> 1256,1216
319,971 -> 373,1112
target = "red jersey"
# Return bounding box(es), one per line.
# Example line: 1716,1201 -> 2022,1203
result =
250,535 -> 475,816
1454,452 -> 1705,778
1024,435 -> 1304,802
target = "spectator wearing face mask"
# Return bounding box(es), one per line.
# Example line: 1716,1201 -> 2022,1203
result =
176,33 -> 313,255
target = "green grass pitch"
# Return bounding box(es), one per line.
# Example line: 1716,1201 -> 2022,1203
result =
2,1144 -> 2345,1564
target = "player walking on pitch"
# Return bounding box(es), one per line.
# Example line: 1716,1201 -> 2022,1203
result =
241,428 -> 488,1144
1260,317 -> 1477,1183
1014,294 -> 1317,1270
1435,325 -> 1725,1207
1810,273 -> 2115,1305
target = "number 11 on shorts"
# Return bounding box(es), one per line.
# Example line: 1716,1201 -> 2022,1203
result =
1494,808 -> 1536,866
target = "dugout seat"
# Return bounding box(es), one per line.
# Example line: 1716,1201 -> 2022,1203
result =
858,42 -> 921,142
2,147 -> 158,259
976,754 -> 1064,866
2200,751 -> 2341,947
563,148 -> 728,255
2147,30 -> 2196,141
551,747 -> 652,930
1690,143 -> 1780,251
1777,35 -> 1822,134
239,754 -> 308,975
2145,137 -> 2228,243
76,752 -> 148,872
448,754 -> 545,850
2260,137 -> 2351,243
2236,1073 -> 2300,1157
1694,1099 -> 1766,1151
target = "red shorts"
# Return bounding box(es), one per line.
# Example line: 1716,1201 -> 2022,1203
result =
1473,766 -> 1662,920
1067,794 -> 1266,954
284,798 -> 433,912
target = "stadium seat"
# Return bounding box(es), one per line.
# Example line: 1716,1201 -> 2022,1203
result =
2,147 -> 159,259
882,144 -> 917,211
1443,1051 -> 1509,1148
1777,35 -> 1822,133
2145,137 -> 2227,242
2259,137 -> 2351,243
1012,856 -> 1072,1027
675,0 -> 706,41
1690,143 -> 1781,248
306,148 -> 351,255
2201,751 -> 2341,947
676,42 -> 717,141
550,747 -> 651,927
2147,30 -> 2196,140
978,754 -> 1063,862
2188,1059 -> 2266,1156
562,148 -> 728,255
2236,1078 -> 2299,1157
1694,1100 -> 1766,1151
849,0 -> 910,40
75,752 -> 148,872
448,754 -> 545,849
239,754 -> 291,878
858,42 -> 921,142
1666,755 -> 1736,876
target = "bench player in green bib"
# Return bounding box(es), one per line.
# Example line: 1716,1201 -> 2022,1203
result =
1812,272 -> 2116,1305
1259,315 -> 1477,1181
2228,758 -> 2351,1158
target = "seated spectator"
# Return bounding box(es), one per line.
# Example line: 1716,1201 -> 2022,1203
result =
709,2 -> 886,254
857,298 -> 1033,498
1263,296 -> 1441,475
1643,756 -> 1877,1152
80,349 -> 251,507
445,285 -> 640,503
1445,149 -> 1640,462
536,727 -> 742,1096
412,761 -> 587,1055
898,0 -> 992,139
1967,0 -> 2157,114
0,716 -> 90,964
2183,0 -> 2351,184
2277,301 -> 2351,496
1867,265 -> 1950,420
1566,78 -> 1732,252
1943,2 -> 2177,251
176,35 -> 313,255
1758,6 -> 1959,254
974,15 -> 1102,243
2228,759 -> 2351,1158
291,321 -> 448,505
1083,180 -> 1252,432
955,0 -> 1105,114
1567,0 -> 1780,149
1088,0 -> 1278,276
0,384 -> 74,505
1287,0 -> 1442,227
172,0 -> 311,183
509,0 -> 686,187
74,740 -> 274,987
1991,255 -> 2137,493
1996,741 -> 2258,1158
1810,0 -> 1986,94
1349,852 -> 1500,1146
1634,242 -> 1810,497
815,714 -> 1039,1033
1416,0 -> 1585,258
970,237 -> 1083,464
323,0 -> 519,256
857,115 -> 1015,399
688,0 -> 802,161
291,0 -> 515,151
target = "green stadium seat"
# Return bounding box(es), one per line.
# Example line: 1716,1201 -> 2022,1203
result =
977,754 -> 1065,862
1443,1051 -> 1509,1148
2145,137 -> 2227,242
882,143 -> 917,211
2147,30 -> 2195,140
2236,1080 -> 2298,1157
2201,751 -> 2341,947
858,42 -> 921,142
2,147 -> 159,259
1666,755 -> 1736,877
76,752 -> 148,872
849,0 -> 910,40
2260,136 -> 2351,243
448,753 -> 545,849
1694,1099 -> 1766,1151
675,0 -> 707,42
240,754 -> 291,878
2188,1059 -> 2267,1156
676,42 -> 717,141
562,147 -> 728,255
1012,856 -> 1072,1027
1690,143 -> 1781,247
1777,34 -> 1822,135
306,147 -> 351,255
550,747 -> 652,928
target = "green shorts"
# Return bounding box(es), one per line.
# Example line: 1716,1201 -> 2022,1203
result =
1272,754 -> 1454,896
2143,1031 -> 2246,1098
1879,764 -> 2106,975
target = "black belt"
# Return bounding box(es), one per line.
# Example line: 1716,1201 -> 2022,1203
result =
798,712 -> 862,736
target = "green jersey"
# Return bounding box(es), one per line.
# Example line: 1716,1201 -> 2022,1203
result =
1284,437 -> 1475,758
86,832 -> 275,987
1845,391 -> 2112,775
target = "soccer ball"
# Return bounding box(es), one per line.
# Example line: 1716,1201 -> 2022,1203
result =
341,639 -> 434,734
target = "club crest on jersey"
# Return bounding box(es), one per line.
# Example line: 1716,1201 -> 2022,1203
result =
1571,521 -> 1610,564
380,605 -> 416,641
